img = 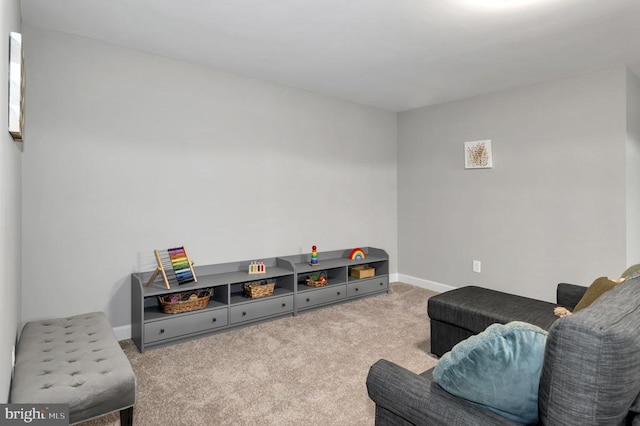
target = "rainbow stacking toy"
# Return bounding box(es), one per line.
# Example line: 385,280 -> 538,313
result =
310,245 -> 319,266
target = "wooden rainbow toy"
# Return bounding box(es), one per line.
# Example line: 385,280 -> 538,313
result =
146,246 -> 197,289
349,248 -> 366,260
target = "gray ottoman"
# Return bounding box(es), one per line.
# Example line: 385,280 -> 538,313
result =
427,284 -> 586,357
10,312 -> 136,425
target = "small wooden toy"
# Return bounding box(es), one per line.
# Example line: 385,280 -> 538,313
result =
248,261 -> 266,274
349,248 -> 366,260
310,245 -> 319,266
146,246 -> 197,289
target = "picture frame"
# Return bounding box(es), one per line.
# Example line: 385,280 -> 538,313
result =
464,139 -> 492,169
8,32 -> 24,142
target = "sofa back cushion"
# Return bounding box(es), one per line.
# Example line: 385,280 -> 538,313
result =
538,277 -> 640,426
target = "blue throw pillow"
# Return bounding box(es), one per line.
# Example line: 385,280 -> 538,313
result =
433,321 -> 548,424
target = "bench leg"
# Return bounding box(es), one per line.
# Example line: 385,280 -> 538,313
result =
120,407 -> 133,426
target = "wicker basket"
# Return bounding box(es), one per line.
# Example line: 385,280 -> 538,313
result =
243,281 -> 275,299
306,272 -> 328,287
351,265 -> 375,279
158,288 -> 212,314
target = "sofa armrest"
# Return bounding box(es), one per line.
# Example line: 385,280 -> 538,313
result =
556,283 -> 587,310
366,359 -> 522,426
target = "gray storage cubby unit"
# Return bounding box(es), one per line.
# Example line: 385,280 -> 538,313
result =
131,257 -> 295,352
131,247 -> 389,352
279,246 -> 389,314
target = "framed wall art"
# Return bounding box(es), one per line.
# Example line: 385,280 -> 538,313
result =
8,31 -> 24,142
464,139 -> 492,169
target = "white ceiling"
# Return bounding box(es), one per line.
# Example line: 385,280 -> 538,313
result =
20,0 -> 640,111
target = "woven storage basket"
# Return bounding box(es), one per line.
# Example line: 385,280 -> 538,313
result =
351,265 -> 375,279
243,281 -> 275,299
158,288 -> 212,314
306,272 -> 328,287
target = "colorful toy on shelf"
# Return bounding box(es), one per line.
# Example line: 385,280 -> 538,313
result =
349,247 -> 366,260
306,271 -> 328,287
169,247 -> 196,284
310,245 -> 319,266
248,261 -> 266,274
146,246 -> 197,289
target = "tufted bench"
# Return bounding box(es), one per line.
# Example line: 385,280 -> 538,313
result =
10,312 -> 136,425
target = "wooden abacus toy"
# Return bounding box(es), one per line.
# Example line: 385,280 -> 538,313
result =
146,246 -> 197,289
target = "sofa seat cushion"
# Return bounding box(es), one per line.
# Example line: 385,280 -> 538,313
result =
428,286 -> 559,334
433,321 -> 548,424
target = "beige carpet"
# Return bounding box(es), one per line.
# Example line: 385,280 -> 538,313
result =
80,283 -> 438,426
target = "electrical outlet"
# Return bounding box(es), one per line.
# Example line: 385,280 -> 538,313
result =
473,260 -> 481,273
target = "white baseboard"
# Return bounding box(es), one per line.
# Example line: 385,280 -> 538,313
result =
394,274 -> 457,293
113,324 -> 132,341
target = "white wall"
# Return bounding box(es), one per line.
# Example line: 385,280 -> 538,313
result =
21,26 -> 398,329
1,0 -> 23,402
397,68 -> 629,302
626,69 -> 640,266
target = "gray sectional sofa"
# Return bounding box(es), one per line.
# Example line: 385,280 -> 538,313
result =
367,276 -> 640,425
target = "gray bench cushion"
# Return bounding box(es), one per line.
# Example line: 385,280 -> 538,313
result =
10,312 -> 136,424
